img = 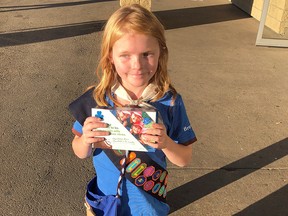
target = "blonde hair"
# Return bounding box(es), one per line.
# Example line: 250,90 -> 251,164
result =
94,4 -> 177,106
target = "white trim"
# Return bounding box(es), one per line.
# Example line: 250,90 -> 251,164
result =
255,0 -> 288,47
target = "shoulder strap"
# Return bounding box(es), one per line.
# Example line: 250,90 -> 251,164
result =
104,149 -> 168,203
69,88 -> 96,125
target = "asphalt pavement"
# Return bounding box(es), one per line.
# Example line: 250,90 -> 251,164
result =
1,0 -> 287,215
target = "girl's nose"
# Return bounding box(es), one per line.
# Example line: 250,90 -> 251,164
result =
131,56 -> 142,69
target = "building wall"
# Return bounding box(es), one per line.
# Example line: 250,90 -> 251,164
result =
119,0 -> 287,35
120,0 -> 151,10
231,0 -> 288,35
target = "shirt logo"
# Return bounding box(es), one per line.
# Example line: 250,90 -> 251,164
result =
184,125 -> 192,131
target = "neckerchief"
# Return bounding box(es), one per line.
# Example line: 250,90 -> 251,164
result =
111,83 -> 158,107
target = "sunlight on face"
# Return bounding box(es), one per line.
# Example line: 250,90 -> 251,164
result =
111,33 -> 160,95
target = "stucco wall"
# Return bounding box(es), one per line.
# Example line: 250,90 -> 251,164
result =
120,0 -> 151,10
231,0 -> 288,35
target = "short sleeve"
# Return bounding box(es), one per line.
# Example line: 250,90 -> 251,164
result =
169,95 -> 197,145
72,120 -> 83,137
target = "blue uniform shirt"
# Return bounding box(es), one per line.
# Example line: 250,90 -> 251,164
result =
72,91 -> 196,216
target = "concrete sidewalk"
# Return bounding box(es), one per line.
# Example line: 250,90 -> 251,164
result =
1,0 -> 287,215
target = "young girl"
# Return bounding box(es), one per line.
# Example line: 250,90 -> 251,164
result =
69,4 -> 197,216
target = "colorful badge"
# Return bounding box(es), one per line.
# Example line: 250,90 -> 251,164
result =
159,171 -> 167,182
152,182 -> 161,194
152,170 -> 162,181
127,152 -> 136,163
126,158 -> 141,173
164,174 -> 168,185
143,180 -> 154,191
143,166 -> 155,178
135,176 -> 147,187
158,185 -> 166,196
131,163 -> 147,178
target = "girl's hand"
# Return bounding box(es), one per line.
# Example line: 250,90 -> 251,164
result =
141,123 -> 169,149
82,117 -> 111,149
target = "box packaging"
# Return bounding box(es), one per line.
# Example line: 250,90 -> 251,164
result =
91,107 -> 158,152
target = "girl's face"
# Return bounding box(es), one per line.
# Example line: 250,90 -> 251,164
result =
111,33 -> 160,94
132,125 -> 142,134
118,111 -> 130,121
131,113 -> 142,123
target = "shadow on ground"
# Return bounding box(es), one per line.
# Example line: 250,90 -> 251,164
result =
0,4 -> 249,47
168,138 -> 288,215
234,184 -> 288,216
0,0 -> 116,12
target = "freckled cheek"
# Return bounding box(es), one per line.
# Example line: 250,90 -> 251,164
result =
148,63 -> 158,74
148,58 -> 159,72
114,62 -> 129,74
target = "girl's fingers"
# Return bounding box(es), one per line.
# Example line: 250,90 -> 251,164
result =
83,118 -> 109,133
87,116 -> 103,122
151,123 -> 163,129
85,129 -> 109,138
143,123 -> 166,136
143,139 -> 165,149
85,137 -> 106,144
94,140 -> 112,149
143,128 -> 164,137
141,134 -> 161,145
141,129 -> 168,149
87,122 -> 108,131
84,116 -> 102,125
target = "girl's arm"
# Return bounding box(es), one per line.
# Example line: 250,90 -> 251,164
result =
72,117 -> 110,159
72,135 -> 93,159
162,137 -> 192,167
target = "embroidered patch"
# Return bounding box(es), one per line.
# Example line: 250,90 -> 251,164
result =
135,176 -> 146,186
131,163 -> 147,178
143,166 -> 155,178
127,152 -> 136,163
152,170 -> 162,181
159,171 -> 167,182
163,187 -> 167,198
152,182 -> 161,194
143,180 -> 154,191
126,158 -> 141,173
158,185 -> 166,196
164,174 -> 168,185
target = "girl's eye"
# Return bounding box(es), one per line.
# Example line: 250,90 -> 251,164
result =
120,54 -> 130,58
143,52 -> 152,57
